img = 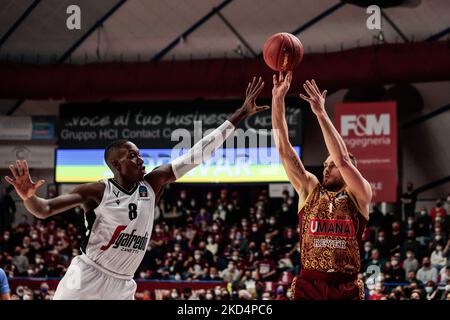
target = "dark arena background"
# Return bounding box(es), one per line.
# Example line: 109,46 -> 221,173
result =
0,0 -> 449,303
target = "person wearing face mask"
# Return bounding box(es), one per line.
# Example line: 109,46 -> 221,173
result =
204,289 -> 215,301
424,280 -> 438,300
400,230 -> 420,260
430,243 -> 447,272
248,223 -> 264,246
264,216 -> 280,246
385,255 -> 406,283
417,257 -> 438,284
361,241 -> 373,265
205,236 -> 218,256
430,226 -> 447,247
416,207 -> 432,234
0,231 -> 13,253
374,230 -> 390,258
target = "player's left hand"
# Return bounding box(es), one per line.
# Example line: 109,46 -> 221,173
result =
239,76 -> 270,117
299,79 -> 327,115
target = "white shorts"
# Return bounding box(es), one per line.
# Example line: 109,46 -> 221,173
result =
53,255 -> 137,300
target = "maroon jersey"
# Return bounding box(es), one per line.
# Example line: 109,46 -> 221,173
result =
298,183 -> 367,275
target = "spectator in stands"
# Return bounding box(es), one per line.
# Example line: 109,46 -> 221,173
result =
417,257 -> 438,284
440,265 -> 450,284
367,204 -> 385,232
277,252 -> 294,272
274,285 -> 288,300
430,199 -> 447,223
374,231 -> 390,258
368,282 -> 386,300
169,288 -> 181,300
406,271 -> 420,285
261,291 -> 273,300
390,222 -> 403,255
220,261 -> 242,284
401,229 -> 421,259
416,208 -> 432,245
255,251 -> 277,281
430,242 -> 447,272
12,247 -> 29,276
385,255 -> 406,283
34,282 -> 51,300
410,289 -> 424,300
194,208 -> 212,229
364,248 -> 386,271
0,267 -> 10,300
361,241 -> 373,266
430,225 -> 447,246
401,182 -> 417,218
205,235 -> 218,256
204,289 -> 215,300
424,280 -> 439,300
403,250 -> 419,274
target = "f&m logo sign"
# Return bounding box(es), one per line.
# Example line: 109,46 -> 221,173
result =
340,114 -> 390,137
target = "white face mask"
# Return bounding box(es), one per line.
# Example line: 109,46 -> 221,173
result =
425,287 -> 433,294
171,292 -> 178,299
206,294 -> 213,300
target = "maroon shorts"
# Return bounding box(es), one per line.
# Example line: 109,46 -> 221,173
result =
289,270 -> 365,300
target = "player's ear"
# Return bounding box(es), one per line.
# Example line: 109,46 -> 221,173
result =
111,159 -> 120,171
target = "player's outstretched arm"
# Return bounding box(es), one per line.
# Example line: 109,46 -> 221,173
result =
300,80 -> 372,217
146,76 -> 269,193
272,71 -> 318,197
4,160 -> 103,219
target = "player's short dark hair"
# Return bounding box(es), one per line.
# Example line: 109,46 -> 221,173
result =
104,139 -> 129,166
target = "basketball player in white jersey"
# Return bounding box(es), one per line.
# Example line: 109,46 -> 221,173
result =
4,77 -> 269,300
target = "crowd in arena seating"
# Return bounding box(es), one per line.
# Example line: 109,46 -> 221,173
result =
1,183 -> 449,300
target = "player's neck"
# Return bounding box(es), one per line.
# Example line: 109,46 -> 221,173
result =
112,176 -> 137,192
325,184 -> 346,193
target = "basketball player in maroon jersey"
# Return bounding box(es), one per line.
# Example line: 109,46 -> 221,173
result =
271,71 -> 372,300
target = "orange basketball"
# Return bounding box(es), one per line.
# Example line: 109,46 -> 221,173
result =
263,32 -> 304,72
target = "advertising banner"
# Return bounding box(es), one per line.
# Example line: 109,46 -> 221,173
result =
334,102 -> 397,202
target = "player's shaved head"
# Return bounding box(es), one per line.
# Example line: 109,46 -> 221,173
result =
104,139 -> 129,169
